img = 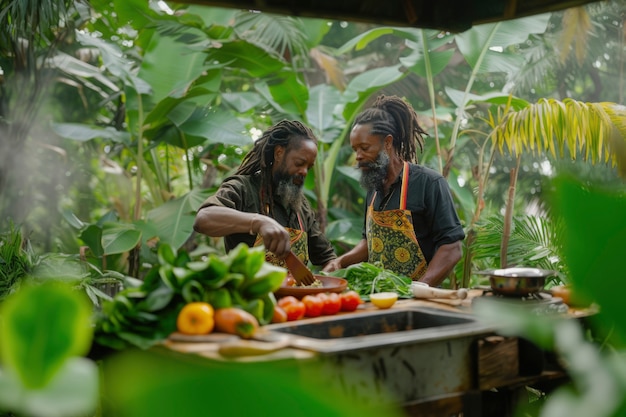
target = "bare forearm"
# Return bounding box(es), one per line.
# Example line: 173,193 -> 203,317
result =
194,206 -> 292,257
193,206 -> 257,237
419,241 -> 462,287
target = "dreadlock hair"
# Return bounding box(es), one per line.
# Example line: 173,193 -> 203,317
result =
235,120 -> 317,216
353,95 -> 426,163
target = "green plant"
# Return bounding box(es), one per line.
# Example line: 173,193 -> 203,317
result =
470,214 -> 568,286
94,243 -> 286,350
0,224 -> 38,301
0,281 -> 98,417
474,172 -> 626,417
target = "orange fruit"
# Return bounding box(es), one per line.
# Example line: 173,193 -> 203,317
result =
176,302 -> 215,335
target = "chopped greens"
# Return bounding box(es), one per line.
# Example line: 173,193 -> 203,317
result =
329,262 -> 413,301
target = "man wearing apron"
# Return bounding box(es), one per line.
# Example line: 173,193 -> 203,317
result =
323,95 -> 464,287
194,120 -> 336,270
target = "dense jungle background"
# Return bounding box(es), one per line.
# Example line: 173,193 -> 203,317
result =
1,1 -> 626,416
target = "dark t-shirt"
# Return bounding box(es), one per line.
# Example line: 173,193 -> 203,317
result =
364,163 -> 465,263
199,174 -> 336,267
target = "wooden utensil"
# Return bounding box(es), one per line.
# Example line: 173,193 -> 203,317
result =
284,251 -> 315,286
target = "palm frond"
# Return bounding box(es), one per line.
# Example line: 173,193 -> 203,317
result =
233,11 -> 310,64
0,0 -> 72,40
471,214 -> 569,282
492,98 -> 626,172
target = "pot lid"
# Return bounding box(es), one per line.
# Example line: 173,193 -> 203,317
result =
476,267 -> 557,278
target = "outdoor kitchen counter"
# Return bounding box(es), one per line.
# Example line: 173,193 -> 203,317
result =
161,289 -> 596,362
159,290 -> 597,417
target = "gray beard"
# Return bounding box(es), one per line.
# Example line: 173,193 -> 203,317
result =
275,180 -> 304,212
359,150 -> 390,192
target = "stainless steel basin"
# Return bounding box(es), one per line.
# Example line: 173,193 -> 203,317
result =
262,306 -> 493,354
261,306 -> 494,405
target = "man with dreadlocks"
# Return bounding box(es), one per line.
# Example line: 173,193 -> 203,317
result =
194,120 -> 336,269
323,95 -> 464,287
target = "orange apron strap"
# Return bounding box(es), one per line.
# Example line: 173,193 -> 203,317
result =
399,161 -> 409,210
296,212 -> 304,231
369,191 -> 378,208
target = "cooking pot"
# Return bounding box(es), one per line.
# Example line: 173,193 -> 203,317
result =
475,267 -> 557,297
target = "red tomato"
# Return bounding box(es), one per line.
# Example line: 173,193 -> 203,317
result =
278,296 -> 306,321
302,294 -> 323,317
340,291 -> 363,312
316,292 -> 328,302
271,305 -> 288,323
321,292 -> 342,315
278,296 -> 299,308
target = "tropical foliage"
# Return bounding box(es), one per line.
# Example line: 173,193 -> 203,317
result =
1,0 -> 626,416
0,0 -> 623,285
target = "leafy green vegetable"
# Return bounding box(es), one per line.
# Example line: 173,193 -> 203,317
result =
94,243 -> 287,350
330,262 -> 412,301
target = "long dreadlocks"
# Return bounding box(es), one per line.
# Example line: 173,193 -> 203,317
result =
236,120 -> 317,216
352,95 -> 426,163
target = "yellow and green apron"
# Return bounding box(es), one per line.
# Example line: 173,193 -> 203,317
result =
366,161 -> 427,280
254,212 -> 309,268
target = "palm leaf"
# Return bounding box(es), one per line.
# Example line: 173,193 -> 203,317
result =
492,98 -> 626,171
471,214 -> 568,282
233,11 -> 309,64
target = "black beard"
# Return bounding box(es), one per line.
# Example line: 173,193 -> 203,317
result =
358,150 -> 390,192
274,172 -> 304,211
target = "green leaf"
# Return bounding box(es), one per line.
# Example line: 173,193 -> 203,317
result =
455,15 -> 550,74
206,39 -> 285,78
143,84 -> 218,129
402,30 -> 455,78
342,65 -> 407,121
139,32 -> 208,103
306,84 -> 343,142
50,50 -> 119,90
265,69 -> 309,115
101,222 -> 142,256
222,91 -> 265,113
0,357 -> 99,417
259,292 -> 277,325
159,265 -> 178,290
179,108 -> 249,147
146,188 -> 213,249
336,27 -> 418,54
549,174 -> 626,344
201,255 -> 230,283
141,285 -> 175,312
204,288 -> 231,309
113,0 -> 155,30
242,246 -> 268,280
157,243 -> 177,266
252,262 -> 288,287
0,282 -> 93,389
226,243 -> 250,275
51,123 -> 130,144
182,280 -> 206,303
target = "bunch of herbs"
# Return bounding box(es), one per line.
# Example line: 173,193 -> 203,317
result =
330,262 -> 412,301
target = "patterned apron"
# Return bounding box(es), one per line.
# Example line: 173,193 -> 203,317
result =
366,161 -> 427,280
253,212 -> 309,268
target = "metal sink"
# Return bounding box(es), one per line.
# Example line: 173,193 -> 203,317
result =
262,306 -> 493,354
261,306 -> 495,404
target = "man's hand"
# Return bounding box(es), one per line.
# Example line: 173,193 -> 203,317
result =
253,215 -> 291,259
321,258 -> 342,273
